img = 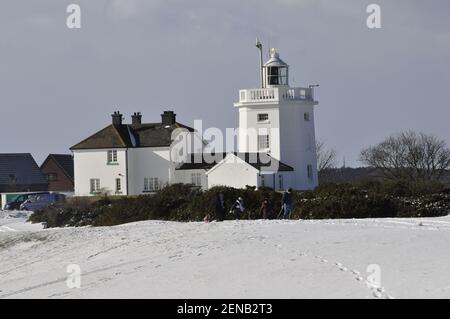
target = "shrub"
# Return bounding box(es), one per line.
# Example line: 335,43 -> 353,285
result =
29,181 -> 449,228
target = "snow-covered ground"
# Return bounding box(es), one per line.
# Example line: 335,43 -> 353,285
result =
1,210 -> 450,299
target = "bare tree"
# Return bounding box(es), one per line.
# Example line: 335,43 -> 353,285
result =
360,131 -> 450,182
316,140 -> 338,172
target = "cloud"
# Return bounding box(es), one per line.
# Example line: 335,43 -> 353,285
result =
0,0 -> 449,166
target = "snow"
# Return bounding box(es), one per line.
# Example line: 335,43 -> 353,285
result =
0,211 -> 43,232
1,211 -> 450,299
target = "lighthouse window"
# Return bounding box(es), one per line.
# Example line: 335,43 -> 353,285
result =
258,113 -> 269,122
304,112 -> 310,121
307,165 -> 313,181
260,174 -> 265,187
258,134 -> 270,150
267,66 -> 288,86
278,174 -> 284,189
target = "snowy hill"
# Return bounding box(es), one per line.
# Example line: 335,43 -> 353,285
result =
1,211 -> 450,299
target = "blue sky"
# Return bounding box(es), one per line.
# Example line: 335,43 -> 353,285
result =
0,0 -> 449,166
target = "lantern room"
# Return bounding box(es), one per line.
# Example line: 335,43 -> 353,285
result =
263,48 -> 289,87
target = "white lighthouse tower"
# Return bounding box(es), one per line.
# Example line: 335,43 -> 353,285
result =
233,44 -> 319,190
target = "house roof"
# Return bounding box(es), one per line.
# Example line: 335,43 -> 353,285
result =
230,152 -> 294,172
70,122 -> 195,150
176,153 -> 228,170
41,154 -> 74,180
176,152 -> 294,172
0,153 -> 48,191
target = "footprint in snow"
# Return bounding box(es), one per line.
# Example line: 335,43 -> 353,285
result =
372,290 -> 383,298
335,263 -> 347,271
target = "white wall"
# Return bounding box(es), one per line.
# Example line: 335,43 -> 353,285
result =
73,149 -> 127,196
279,100 -> 318,190
127,147 -> 173,195
207,155 -> 259,189
1,194 -> 7,209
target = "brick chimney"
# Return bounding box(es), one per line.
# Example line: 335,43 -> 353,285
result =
112,111 -> 123,126
161,111 -> 176,126
131,112 -> 142,126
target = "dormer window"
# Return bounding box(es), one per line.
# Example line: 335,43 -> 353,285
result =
107,150 -> 118,164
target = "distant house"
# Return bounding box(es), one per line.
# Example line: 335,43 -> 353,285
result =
40,154 -> 74,193
0,153 -> 48,208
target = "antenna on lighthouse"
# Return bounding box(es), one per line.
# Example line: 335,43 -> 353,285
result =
256,38 -> 264,88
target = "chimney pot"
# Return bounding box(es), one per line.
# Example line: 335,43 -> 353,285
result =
112,111 -> 123,126
161,110 -> 176,126
131,112 -> 142,126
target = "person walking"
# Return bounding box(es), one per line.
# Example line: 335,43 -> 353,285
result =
280,189 -> 293,219
214,192 -> 225,221
231,197 -> 245,220
259,197 -> 273,219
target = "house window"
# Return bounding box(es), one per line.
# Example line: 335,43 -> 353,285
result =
90,179 -> 100,193
304,112 -> 310,122
46,173 -> 58,182
115,178 -> 122,193
307,165 -> 313,181
258,134 -> 270,150
191,173 -> 202,187
107,150 -> 118,164
144,177 -> 159,192
258,113 -> 269,122
278,174 -> 284,190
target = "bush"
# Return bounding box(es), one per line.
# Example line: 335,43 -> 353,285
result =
29,181 -> 449,228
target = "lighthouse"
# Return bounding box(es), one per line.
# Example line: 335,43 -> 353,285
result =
233,45 -> 319,190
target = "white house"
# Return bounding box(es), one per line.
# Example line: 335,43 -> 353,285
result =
71,111 -> 204,196
71,45 -> 319,195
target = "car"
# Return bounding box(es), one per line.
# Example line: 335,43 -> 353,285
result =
3,192 -> 50,210
19,193 -> 66,211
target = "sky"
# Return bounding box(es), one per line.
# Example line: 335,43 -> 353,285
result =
0,0 -> 449,166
